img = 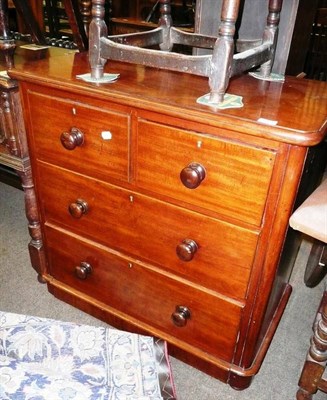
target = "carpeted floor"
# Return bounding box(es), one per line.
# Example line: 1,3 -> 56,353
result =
0,181 -> 325,400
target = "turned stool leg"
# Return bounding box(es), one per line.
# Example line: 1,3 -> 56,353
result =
209,0 -> 240,104
80,0 -> 91,37
259,0 -> 283,78
159,0 -> 173,51
297,301 -> 327,399
89,0 -> 107,79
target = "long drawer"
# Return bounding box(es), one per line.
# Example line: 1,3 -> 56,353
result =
37,162 -> 258,300
26,89 -> 130,183
136,119 -> 276,226
44,224 -> 243,363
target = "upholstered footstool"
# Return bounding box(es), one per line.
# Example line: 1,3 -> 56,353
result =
0,312 -> 176,400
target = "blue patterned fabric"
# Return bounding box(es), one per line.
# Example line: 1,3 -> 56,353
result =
0,312 -> 176,400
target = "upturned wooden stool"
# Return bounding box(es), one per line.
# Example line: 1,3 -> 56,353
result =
289,178 -> 327,399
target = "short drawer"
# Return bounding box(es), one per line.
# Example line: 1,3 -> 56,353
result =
136,119 -> 276,226
26,89 -> 130,182
38,162 -> 258,300
45,225 -> 243,363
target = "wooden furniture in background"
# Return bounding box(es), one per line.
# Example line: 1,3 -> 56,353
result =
0,70 -> 46,281
285,0 -> 320,77
110,1 -> 195,35
0,72 -> 28,188
303,6 -> 327,81
12,0 -> 46,44
0,42 -> 46,285
289,169 -> 327,399
1,0 -> 79,283
0,0 -> 17,68
44,0 -> 91,49
9,48 -> 327,389
5,0 -> 91,51
61,0 -> 89,51
286,0 -> 327,79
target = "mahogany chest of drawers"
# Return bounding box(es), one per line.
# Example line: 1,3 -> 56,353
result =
10,51 -> 327,389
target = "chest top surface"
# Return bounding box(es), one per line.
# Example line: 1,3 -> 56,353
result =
8,49 -> 327,147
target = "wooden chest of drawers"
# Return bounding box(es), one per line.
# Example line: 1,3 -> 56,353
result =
10,51 -> 327,389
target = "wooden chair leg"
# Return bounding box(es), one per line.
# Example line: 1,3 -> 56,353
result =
304,240 -> 327,288
297,299 -> 327,399
44,0 -> 58,38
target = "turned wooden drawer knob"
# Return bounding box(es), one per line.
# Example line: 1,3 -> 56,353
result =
60,127 -> 84,150
176,239 -> 198,261
75,261 -> 92,280
180,162 -> 206,189
68,199 -> 88,218
171,305 -> 191,327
